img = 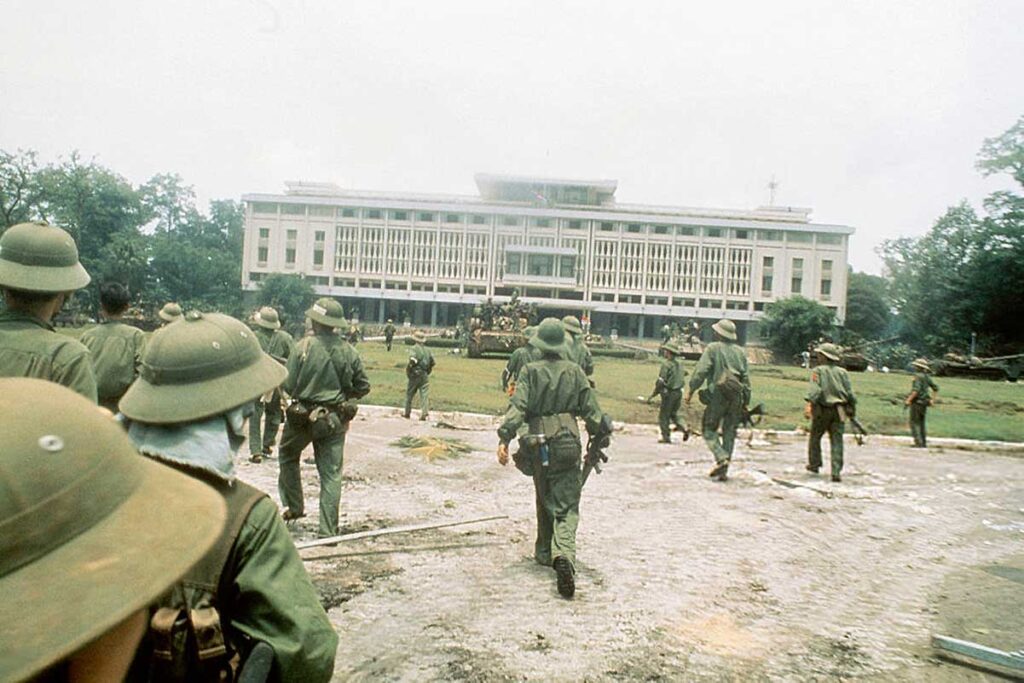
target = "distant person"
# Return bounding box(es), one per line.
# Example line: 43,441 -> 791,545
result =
279,297 -> 370,537
158,302 -> 183,326
651,340 -> 690,443
0,378 -> 225,683
404,330 -> 435,420
906,358 -> 938,448
684,319 -> 750,481
661,323 -> 672,344
0,221 -> 97,401
80,282 -> 146,412
384,318 -> 396,351
248,306 -> 295,463
562,315 -> 594,378
804,343 -> 857,482
501,326 -> 539,396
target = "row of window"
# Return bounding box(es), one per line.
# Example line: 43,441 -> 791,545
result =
761,256 -> 833,298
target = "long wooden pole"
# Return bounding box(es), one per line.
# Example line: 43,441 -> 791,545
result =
295,515 -> 508,551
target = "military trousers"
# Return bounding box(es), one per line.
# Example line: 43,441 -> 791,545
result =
249,390 -> 284,455
404,376 -> 429,419
910,402 -> 928,447
385,337 -> 394,351
658,389 -> 686,440
278,415 -> 347,537
530,435 -> 583,569
701,394 -> 743,465
808,404 -> 845,476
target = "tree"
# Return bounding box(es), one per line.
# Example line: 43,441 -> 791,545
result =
256,274 -> 316,332
844,271 -> 892,340
760,296 -> 836,359
0,149 -> 40,227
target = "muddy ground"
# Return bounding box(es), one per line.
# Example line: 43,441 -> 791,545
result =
239,408 -> 1024,681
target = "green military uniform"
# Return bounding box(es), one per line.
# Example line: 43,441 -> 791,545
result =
279,298 -> 370,537
661,324 -> 672,343
687,320 -> 750,479
404,334 -> 434,419
655,345 -> 688,442
249,307 -> 295,461
498,319 -> 608,595
80,319 -> 145,412
806,344 -> 856,480
502,327 -> 539,394
384,320 -> 396,351
0,311 -> 98,402
908,360 -> 938,447
562,315 -> 594,377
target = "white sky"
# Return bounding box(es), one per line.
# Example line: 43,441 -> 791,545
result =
3,0 -> 1022,273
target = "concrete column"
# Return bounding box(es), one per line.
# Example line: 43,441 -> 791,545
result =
638,316 -> 646,339
430,302 -> 438,327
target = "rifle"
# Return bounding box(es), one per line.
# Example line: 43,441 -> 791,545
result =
581,414 -> 613,487
740,402 -> 766,429
838,404 -> 868,446
237,641 -> 275,683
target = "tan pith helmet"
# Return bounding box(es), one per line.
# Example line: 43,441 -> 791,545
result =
0,379 -> 226,682
120,312 -> 287,424
0,222 -> 91,293
253,305 -> 281,330
711,318 -> 737,341
911,358 -> 932,371
412,330 -> 426,343
529,317 -> 568,356
158,302 -> 183,322
815,343 -> 842,362
306,297 -> 346,328
562,315 -> 583,335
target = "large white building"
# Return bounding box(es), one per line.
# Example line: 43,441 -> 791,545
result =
241,174 -> 853,341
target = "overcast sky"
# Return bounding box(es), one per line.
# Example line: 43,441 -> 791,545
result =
3,0 -> 1022,273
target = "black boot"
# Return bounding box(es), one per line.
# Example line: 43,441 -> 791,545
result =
553,556 -> 575,598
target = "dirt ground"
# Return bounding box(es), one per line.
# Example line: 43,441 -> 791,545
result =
239,407 -> 1024,681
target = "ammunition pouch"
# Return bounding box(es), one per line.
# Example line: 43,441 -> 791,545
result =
309,406 -> 343,440
511,447 -> 533,477
337,400 -> 359,422
527,413 -> 580,441
285,401 -> 310,427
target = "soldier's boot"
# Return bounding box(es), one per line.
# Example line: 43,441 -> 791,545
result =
553,556 -> 575,598
249,453 -> 262,464
708,459 -> 730,481
282,509 -> 306,522
805,464 -> 819,474
831,474 -> 842,483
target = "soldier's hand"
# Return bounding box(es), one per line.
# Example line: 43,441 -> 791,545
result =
683,389 -> 692,405
497,443 -> 509,466
803,403 -> 812,420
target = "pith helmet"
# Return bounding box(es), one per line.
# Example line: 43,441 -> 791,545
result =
120,312 -> 287,424
253,306 -> 281,330
523,325 -> 537,338
529,317 -> 567,356
0,379 -> 225,682
158,302 -> 183,322
306,297 -> 346,328
562,315 -> 583,335
815,343 -> 842,362
912,358 -> 932,371
711,318 -> 737,341
661,341 -> 682,355
0,222 -> 90,293
387,318 -> 393,324
412,330 -> 426,343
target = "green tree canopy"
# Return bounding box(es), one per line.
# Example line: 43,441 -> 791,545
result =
760,296 -> 836,359
256,274 -> 316,333
844,271 -> 892,340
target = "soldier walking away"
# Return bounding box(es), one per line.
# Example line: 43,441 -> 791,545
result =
651,340 -> 690,443
404,330 -> 435,420
249,306 -> 295,463
158,302 -> 183,326
278,297 -> 370,537
661,323 -> 672,344
384,318 -> 396,351
0,378 -> 226,683
804,343 -> 857,482
80,282 -> 146,413
501,326 -> 539,395
117,312 -> 338,681
684,319 -> 750,481
906,357 -> 938,447
497,317 -> 612,599
562,314 -> 594,378
0,221 -> 97,401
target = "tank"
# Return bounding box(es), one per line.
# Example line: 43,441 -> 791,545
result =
932,353 -> 1021,382
462,295 -> 535,358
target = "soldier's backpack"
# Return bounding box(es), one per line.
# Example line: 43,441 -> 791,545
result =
715,367 -> 745,401
143,481 -> 266,682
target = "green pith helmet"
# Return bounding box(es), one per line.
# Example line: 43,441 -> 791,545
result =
306,297 -> 346,328
158,302 -> 183,322
562,315 -> 583,335
120,312 -> 287,424
529,317 -> 567,356
253,305 -> 281,330
0,379 -> 225,682
815,343 -> 842,362
711,318 -> 737,341
0,222 -> 91,293
661,341 -> 682,355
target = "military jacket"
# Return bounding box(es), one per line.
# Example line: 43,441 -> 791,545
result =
806,363 -> 856,406
657,356 -> 686,392
407,344 -> 434,380
688,340 -> 750,401
0,310 -> 97,402
283,333 -> 370,405
79,320 -> 145,402
911,372 -> 938,404
565,335 -> 594,376
498,358 -> 604,443
503,344 -> 541,388
383,323 -> 395,338
254,327 -> 294,365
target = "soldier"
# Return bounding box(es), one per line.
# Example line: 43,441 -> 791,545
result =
804,342 -> 857,482
278,297 -> 370,537
0,221 -> 97,401
562,315 -> 594,378
0,378 -> 226,683
661,323 -> 672,344
384,318 -> 396,351
501,326 -> 539,396
118,312 -> 338,680
346,317 -> 361,344
497,318 -> 611,598
651,340 -> 690,443
906,358 -> 938,447
684,319 -> 750,481
80,282 -> 146,413
404,330 -> 435,420
248,306 -> 295,463
158,302 -> 183,326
